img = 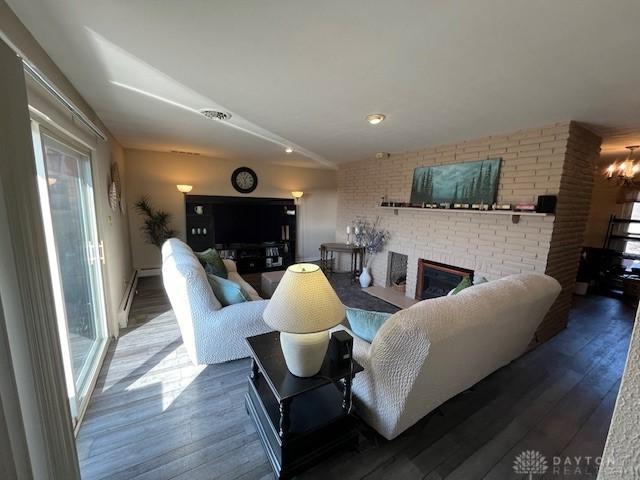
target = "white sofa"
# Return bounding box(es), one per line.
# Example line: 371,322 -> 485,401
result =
335,272 -> 561,440
161,238 -> 272,364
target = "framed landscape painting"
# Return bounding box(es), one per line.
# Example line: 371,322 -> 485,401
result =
410,158 -> 501,205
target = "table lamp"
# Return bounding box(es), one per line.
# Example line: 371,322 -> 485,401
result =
263,263 -> 345,377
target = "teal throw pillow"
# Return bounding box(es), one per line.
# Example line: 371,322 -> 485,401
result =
451,276 -> 473,295
195,248 -> 228,279
345,307 -> 392,343
206,274 -> 249,307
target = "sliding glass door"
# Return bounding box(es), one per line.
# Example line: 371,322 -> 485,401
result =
32,123 -> 108,425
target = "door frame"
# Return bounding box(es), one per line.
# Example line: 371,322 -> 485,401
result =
31,120 -> 110,431
0,37 -> 80,479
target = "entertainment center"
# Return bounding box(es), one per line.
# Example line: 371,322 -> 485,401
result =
185,195 -> 297,274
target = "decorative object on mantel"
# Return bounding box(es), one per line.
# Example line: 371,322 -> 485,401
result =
471,203 -> 490,211
351,217 -> 389,288
410,158 -> 501,206
134,196 -> 178,249
514,203 -> 537,212
605,145 -> 640,186
493,203 -> 512,210
346,225 -> 352,245
536,195 -> 557,214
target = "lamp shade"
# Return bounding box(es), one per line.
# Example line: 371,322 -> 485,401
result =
263,264 -> 345,334
176,184 -> 193,193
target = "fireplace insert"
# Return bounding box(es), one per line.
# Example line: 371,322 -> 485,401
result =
416,259 -> 474,300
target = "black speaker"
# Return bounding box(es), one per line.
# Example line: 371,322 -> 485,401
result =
329,330 -> 353,368
536,195 -> 557,213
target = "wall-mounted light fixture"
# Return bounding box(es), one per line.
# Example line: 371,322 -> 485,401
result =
291,191 -> 304,205
176,184 -> 193,194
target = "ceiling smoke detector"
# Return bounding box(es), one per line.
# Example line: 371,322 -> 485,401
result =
199,109 -> 232,121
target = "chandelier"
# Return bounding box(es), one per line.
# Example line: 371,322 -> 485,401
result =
605,145 -> 640,186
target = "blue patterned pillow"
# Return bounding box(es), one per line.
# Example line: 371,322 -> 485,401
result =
195,248 -> 228,279
206,274 -> 249,307
345,307 -> 392,343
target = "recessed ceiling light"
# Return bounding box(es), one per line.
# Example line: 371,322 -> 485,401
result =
366,114 -> 386,125
285,147 -> 293,154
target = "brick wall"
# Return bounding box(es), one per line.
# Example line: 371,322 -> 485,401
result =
537,123 -> 602,341
336,121 -> 601,342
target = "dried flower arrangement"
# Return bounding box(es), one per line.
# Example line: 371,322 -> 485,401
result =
351,217 -> 389,267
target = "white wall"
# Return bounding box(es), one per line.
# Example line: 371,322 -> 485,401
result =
599,306 -> 640,479
125,149 -> 337,269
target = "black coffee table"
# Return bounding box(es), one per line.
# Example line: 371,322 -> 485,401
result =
245,331 -> 364,479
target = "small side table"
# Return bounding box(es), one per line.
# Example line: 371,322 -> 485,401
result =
319,242 -> 364,283
245,332 -> 363,479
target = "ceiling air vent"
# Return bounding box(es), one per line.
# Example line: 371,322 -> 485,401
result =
199,109 -> 232,121
170,150 -> 200,156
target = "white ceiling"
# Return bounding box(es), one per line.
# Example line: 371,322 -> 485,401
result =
7,0 -> 640,168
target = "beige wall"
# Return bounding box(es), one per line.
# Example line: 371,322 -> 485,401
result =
336,121 -> 600,342
0,1 -> 133,336
125,149 -> 337,270
584,168 -> 624,248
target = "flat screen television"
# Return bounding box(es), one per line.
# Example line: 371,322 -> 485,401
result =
213,204 -> 284,244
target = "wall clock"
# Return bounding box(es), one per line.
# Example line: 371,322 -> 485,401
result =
231,167 -> 258,193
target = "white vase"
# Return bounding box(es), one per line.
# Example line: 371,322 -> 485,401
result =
359,266 -> 372,288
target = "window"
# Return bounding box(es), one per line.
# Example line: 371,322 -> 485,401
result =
624,202 -> 640,256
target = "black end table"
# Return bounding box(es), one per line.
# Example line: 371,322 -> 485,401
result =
245,332 -> 363,479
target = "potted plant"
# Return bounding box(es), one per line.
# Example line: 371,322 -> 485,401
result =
134,196 -> 178,249
352,217 -> 389,288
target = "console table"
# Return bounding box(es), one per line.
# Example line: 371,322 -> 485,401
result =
245,332 -> 363,479
319,243 -> 364,283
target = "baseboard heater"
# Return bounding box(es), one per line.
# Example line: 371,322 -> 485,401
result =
117,270 -> 139,329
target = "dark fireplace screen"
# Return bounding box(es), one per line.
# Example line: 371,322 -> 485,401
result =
416,260 -> 474,300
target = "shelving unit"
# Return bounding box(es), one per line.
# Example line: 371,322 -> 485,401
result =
598,215 -> 640,297
185,195 -> 297,274
377,205 -> 552,224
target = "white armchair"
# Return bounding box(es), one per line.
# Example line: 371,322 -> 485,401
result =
334,272 -> 561,440
161,238 -> 272,364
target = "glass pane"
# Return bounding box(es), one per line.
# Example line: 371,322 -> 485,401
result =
42,134 -> 105,397
625,203 -> 640,255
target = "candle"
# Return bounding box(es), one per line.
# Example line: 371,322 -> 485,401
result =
354,226 -> 360,235
346,226 -> 351,234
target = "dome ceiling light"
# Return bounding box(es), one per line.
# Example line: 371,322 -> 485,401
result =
366,114 -> 386,125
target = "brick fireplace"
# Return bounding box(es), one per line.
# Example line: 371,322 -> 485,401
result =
336,121 -> 601,343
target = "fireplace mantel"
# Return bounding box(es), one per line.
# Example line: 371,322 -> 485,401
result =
378,206 -> 552,224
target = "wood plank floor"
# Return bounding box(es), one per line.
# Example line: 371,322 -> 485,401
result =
77,275 -> 635,479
